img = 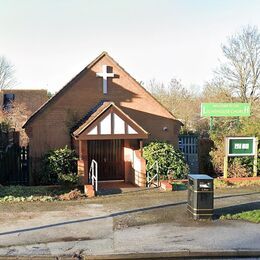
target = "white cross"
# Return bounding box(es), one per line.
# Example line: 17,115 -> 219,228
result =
96,65 -> 115,94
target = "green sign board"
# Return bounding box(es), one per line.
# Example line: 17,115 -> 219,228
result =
227,137 -> 256,156
201,103 -> 250,117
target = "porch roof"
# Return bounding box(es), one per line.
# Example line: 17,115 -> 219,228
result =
72,101 -> 149,140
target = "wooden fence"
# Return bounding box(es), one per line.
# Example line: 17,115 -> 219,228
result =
0,131 -> 29,185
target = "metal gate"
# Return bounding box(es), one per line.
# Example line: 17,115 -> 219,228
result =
179,135 -> 199,174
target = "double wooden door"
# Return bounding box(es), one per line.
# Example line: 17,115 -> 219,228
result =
88,139 -> 124,181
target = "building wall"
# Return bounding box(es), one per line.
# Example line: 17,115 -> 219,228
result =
0,89 -> 48,113
25,55 -> 182,162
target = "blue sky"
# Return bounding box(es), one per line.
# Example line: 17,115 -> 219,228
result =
1,0 -> 260,92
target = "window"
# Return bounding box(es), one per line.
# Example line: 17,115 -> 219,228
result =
3,93 -> 15,111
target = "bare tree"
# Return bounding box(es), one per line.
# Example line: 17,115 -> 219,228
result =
2,101 -> 31,146
202,79 -> 234,103
0,56 -> 15,89
216,25 -> 260,103
147,78 -> 200,131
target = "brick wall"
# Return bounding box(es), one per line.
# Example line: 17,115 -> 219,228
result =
25,54 -> 182,161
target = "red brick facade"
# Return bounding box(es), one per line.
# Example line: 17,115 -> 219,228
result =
24,52 -> 182,185
0,89 -> 48,114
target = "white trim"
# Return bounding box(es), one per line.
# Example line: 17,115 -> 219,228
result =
114,113 -> 125,134
128,125 -> 137,134
88,126 -> 98,135
100,113 -> 111,134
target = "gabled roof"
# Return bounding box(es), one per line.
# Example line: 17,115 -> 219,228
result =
72,101 -> 149,140
70,99 -> 108,133
23,51 -> 176,128
23,52 -> 108,128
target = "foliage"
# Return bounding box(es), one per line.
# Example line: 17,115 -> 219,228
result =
0,185 -> 67,197
146,78 -> 201,131
209,112 -> 260,177
0,185 -> 81,202
214,179 -> 260,188
0,195 -> 54,202
143,141 -> 189,180
57,173 -> 79,186
228,158 -> 252,178
65,109 -> 80,134
0,121 -> 10,150
2,101 -> 32,146
40,146 -> 78,185
59,189 -> 83,201
220,210 -> 260,223
0,121 -> 10,131
47,91 -> 54,99
0,185 -> 84,203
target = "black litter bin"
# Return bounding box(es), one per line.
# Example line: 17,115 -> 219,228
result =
187,174 -> 214,220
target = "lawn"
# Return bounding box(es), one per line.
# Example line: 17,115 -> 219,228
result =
0,185 -> 84,202
220,210 -> 260,223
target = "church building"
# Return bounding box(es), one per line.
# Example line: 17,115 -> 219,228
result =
23,52 -> 182,187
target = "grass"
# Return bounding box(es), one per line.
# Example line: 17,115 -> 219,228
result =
220,210 -> 260,223
0,185 -> 83,202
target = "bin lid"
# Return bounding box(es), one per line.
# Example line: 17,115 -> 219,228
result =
188,174 -> 213,180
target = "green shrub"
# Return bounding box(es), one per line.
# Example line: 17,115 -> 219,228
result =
40,146 -> 78,185
209,116 -> 260,177
143,141 -> 189,180
57,173 -> 79,186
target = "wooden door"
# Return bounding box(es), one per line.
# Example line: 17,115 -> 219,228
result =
88,140 -> 124,181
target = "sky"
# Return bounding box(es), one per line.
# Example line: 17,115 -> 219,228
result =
1,0 -> 260,93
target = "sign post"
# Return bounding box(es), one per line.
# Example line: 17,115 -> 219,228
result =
223,155 -> 228,179
224,137 -> 258,178
253,137 -> 258,177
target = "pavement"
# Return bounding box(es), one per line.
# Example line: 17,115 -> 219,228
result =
0,186 -> 259,259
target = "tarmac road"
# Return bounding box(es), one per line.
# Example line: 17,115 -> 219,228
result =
0,186 -> 259,258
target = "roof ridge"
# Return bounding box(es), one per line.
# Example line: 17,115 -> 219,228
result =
104,53 -> 176,120
70,99 -> 110,133
72,101 -> 149,138
23,51 -> 178,129
23,52 -> 108,128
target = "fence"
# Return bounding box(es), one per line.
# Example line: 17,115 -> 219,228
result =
179,135 -> 214,175
0,145 -> 29,185
179,135 -> 199,174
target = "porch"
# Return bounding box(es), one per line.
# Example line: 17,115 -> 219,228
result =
72,101 -> 149,194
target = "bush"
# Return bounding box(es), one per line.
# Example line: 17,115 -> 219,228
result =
143,141 -> 189,180
40,146 -> 78,185
209,116 -> 260,177
57,173 -> 79,186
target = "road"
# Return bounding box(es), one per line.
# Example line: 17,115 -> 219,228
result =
0,186 -> 259,258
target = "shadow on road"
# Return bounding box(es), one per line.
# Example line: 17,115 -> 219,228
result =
0,201 -> 186,236
0,191 -> 259,237
214,191 -> 260,200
